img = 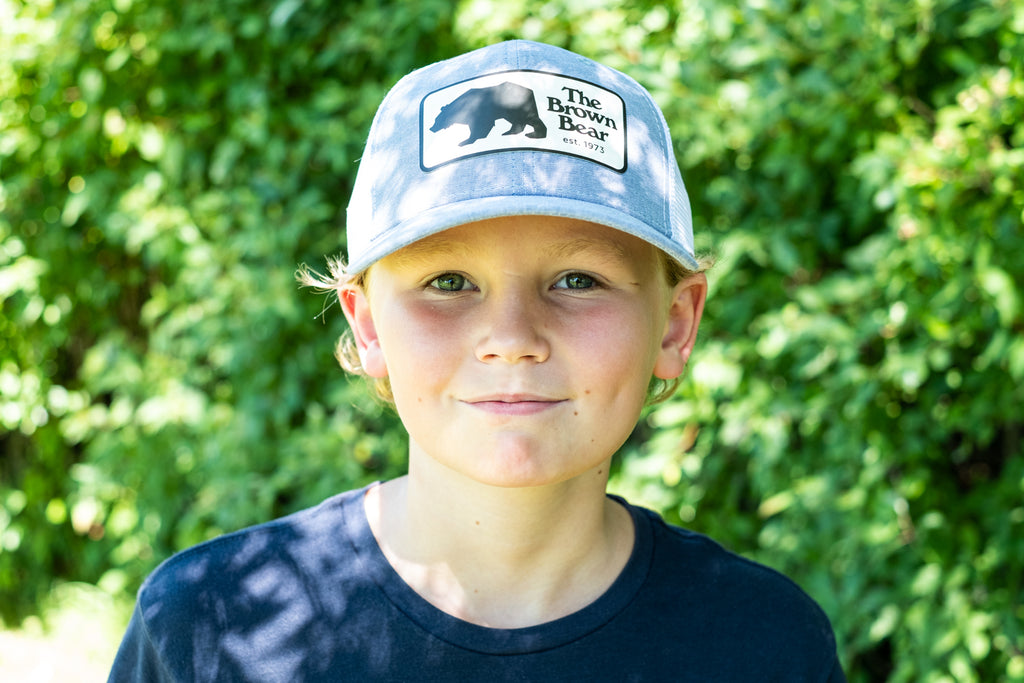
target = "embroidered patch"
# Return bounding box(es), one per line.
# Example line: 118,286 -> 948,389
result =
421,70 -> 627,172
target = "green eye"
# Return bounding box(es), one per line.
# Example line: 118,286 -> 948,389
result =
556,273 -> 595,289
431,273 -> 469,291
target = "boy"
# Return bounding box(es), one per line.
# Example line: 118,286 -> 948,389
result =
109,40 -> 845,681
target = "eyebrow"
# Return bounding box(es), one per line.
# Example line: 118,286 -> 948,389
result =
384,236 -> 471,269
386,233 -> 632,268
546,236 -> 630,263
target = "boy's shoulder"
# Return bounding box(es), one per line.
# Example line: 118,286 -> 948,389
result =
135,487 -> 367,615
642,502 -> 821,598
113,487 -> 381,682
626,500 -> 839,670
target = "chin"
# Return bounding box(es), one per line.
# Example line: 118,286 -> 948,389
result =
466,451 -> 609,490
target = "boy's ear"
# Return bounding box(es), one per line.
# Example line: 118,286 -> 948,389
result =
653,273 -> 708,380
339,286 -> 389,378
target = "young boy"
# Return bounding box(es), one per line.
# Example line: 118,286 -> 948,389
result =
109,40 -> 845,681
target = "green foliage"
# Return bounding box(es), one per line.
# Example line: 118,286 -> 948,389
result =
0,0 -> 456,623
2,0 -> 1022,680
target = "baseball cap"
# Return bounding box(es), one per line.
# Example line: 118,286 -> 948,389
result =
345,40 -> 697,273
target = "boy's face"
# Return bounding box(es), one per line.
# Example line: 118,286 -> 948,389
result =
342,215 -> 705,489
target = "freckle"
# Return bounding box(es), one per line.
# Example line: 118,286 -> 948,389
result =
585,390 -> 591,395
573,411 -> 579,416
475,520 -> 480,526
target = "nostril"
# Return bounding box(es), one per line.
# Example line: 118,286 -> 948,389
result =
474,326 -> 551,364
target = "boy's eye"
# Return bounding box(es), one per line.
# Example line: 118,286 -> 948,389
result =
430,273 -> 472,291
554,272 -> 596,290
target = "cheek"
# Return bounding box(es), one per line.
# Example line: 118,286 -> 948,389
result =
561,306 -> 661,385
378,303 -> 466,385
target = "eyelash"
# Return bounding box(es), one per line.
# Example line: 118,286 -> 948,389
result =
554,272 -> 597,290
426,271 -> 602,293
429,273 -> 474,292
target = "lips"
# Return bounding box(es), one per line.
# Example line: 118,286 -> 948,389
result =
463,394 -> 566,416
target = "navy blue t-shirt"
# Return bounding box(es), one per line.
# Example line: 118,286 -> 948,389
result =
108,485 -> 845,681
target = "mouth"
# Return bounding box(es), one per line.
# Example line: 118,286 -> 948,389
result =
463,394 -> 566,416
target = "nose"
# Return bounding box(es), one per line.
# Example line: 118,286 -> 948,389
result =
474,287 -> 551,364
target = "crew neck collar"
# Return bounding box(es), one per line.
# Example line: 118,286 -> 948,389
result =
342,483 -> 654,654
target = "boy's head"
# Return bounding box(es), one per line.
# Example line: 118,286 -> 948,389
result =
320,40 -> 708,408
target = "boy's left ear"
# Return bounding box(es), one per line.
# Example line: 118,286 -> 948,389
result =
653,273 -> 708,380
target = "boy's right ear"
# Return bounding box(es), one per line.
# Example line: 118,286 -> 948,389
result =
339,286 -> 389,378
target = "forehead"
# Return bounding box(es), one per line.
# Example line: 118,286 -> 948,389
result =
378,215 -> 657,270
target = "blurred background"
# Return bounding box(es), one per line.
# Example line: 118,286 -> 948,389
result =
1,0 -> 1022,680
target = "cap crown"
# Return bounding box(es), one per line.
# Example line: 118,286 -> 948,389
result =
346,40 -> 695,273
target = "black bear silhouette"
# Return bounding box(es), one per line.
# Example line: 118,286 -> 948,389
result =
430,82 -> 548,147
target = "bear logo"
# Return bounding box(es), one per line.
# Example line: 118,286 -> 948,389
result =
429,82 -> 548,147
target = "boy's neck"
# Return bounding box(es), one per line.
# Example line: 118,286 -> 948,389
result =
363,454 -> 635,629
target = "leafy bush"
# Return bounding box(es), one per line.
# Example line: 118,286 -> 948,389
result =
2,0 -> 1021,680
0,0 -> 454,621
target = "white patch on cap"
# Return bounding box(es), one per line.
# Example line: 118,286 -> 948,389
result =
421,70 -> 627,172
